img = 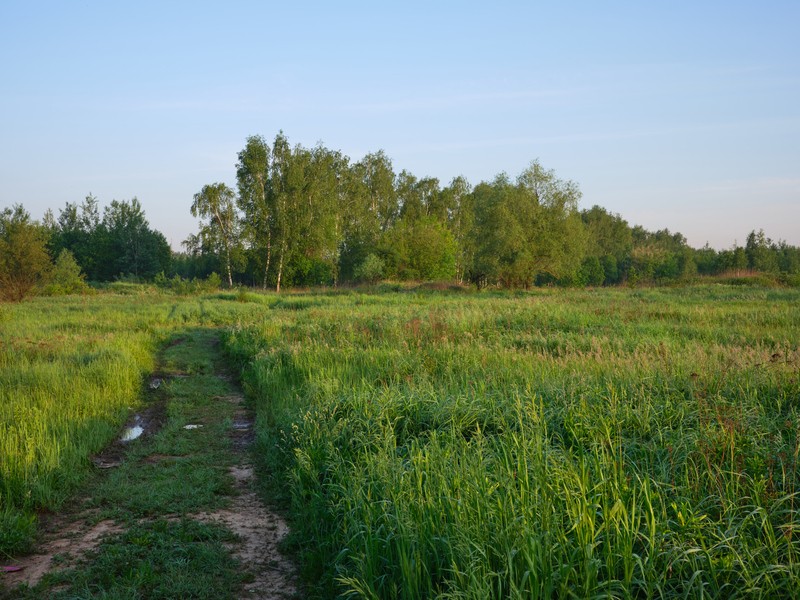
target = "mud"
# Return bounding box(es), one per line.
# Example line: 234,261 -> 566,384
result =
90,375 -> 169,469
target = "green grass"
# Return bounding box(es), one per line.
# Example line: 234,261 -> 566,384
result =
0,292 -> 265,556
5,326 -> 260,598
12,519 -> 242,600
224,285 -> 800,598
4,285 -> 800,598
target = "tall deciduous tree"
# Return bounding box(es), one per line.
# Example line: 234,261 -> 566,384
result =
581,205 -> 632,284
339,151 -> 397,281
191,183 -> 240,287
472,161 -> 586,287
380,215 -> 456,280
102,198 -> 170,279
290,144 -> 344,285
440,176 -> 473,284
745,229 -> 779,273
265,134 -> 349,290
50,195 -> 103,280
236,135 -> 272,288
268,132 -> 298,293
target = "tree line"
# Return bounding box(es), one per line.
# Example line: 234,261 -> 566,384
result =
183,132 -> 800,289
0,197 -> 169,301
2,131 -> 800,301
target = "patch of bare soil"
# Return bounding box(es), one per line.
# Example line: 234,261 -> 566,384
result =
2,515 -> 123,589
197,465 -> 296,599
197,390 -> 298,599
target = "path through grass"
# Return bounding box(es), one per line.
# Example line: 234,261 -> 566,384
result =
2,326 -> 297,599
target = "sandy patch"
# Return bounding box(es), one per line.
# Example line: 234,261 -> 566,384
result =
2,516 -> 123,589
196,464 -> 296,599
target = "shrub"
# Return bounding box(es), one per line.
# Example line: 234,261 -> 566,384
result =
354,254 -> 385,284
0,205 -> 51,302
43,249 -> 91,296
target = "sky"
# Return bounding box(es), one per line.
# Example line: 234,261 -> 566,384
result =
1,1 -> 798,250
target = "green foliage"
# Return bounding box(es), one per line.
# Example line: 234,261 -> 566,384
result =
236,135 -> 272,288
581,205 -> 632,262
43,249 -> 91,295
600,254 -> 619,283
381,216 -> 457,281
49,195 -> 170,282
0,204 -> 52,302
471,163 -> 585,287
102,198 -> 171,280
441,175 -> 474,284
191,183 -> 242,288
746,229 -> 780,273
353,253 -> 385,284
579,255 -> 605,286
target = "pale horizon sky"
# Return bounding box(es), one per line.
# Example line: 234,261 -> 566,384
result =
1,1 -> 798,250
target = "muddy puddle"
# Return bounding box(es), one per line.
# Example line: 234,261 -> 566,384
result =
120,415 -> 144,441
90,375 -> 169,469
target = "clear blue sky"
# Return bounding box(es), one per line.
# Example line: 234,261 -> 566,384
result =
2,1 -> 798,250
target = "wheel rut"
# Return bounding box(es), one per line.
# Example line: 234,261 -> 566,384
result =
196,383 -> 297,599
1,331 -> 299,599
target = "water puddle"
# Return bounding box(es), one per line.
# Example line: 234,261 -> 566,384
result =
120,416 -> 144,442
120,425 -> 143,442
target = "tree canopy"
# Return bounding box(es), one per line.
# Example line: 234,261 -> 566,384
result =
179,132 -> 800,290
4,131 -> 800,299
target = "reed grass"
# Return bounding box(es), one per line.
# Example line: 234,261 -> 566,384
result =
225,285 -> 800,598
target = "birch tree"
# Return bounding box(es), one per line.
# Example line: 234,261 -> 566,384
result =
236,135 -> 272,288
191,182 -> 240,287
267,132 -> 300,293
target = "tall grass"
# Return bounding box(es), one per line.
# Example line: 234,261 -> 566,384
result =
226,285 -> 800,598
0,291 -> 266,555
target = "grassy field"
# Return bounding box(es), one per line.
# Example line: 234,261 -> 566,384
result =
0,288 -> 263,557
225,285 -> 800,598
2,285 -> 800,598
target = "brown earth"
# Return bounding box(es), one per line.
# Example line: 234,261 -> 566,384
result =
2,513 -> 123,589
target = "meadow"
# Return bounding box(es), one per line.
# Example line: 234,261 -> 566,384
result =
2,284 -> 800,598
0,287 -> 262,556
225,285 -> 800,598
